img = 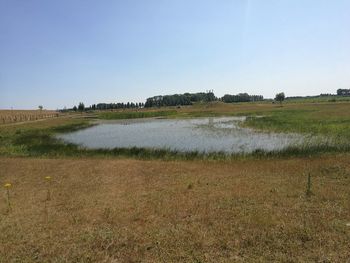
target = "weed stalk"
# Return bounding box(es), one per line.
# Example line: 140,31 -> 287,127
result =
306,173 -> 312,197
5,183 -> 12,213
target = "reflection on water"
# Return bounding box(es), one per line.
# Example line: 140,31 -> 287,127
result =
56,117 -> 304,153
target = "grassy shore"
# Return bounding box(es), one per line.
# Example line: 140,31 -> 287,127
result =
0,117 -> 92,157
1,101 -> 349,159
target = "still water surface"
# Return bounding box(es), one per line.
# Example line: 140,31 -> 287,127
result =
57,117 -> 304,153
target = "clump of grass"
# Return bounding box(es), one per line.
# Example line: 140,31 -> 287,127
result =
306,173 -> 313,197
45,176 -> 52,201
187,183 -> 194,190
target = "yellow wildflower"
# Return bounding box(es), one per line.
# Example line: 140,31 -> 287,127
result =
4,183 -> 11,188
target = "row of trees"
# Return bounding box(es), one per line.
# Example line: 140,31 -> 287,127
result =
221,93 -> 264,103
92,102 -> 145,110
71,102 -> 86,112
69,102 -> 145,112
144,91 -> 216,107
65,91 -> 287,111
144,91 -> 266,107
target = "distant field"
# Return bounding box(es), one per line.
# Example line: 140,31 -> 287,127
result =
0,110 -> 60,124
285,95 -> 350,103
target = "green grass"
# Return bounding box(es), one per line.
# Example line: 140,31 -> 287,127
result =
0,120 -> 93,157
244,108 -> 350,138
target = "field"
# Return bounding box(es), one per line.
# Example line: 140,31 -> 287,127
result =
0,110 -> 60,124
1,101 -> 350,262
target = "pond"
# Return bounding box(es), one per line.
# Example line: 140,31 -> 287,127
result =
56,117 -> 304,154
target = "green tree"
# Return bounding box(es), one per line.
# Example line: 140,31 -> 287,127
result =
275,92 -> 285,105
78,102 -> 85,111
38,105 -> 43,110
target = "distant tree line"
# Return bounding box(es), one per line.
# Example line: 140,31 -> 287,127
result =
285,94 -> 336,100
71,102 -> 85,112
285,90 -> 350,100
61,102 -> 144,112
91,102 -> 145,110
61,91 -> 268,112
63,88 -> 350,112
320,93 -> 334,97
144,91 -> 216,107
337,89 -> 350,96
144,91 -> 265,107
221,93 -> 264,103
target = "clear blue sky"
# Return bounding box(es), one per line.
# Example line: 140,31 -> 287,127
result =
1,0 -> 349,109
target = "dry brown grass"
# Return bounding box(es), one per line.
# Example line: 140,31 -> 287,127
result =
0,110 -> 60,125
0,115 -> 84,133
1,156 -> 350,262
